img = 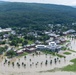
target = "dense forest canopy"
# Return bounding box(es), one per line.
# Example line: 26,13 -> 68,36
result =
0,1 -> 76,30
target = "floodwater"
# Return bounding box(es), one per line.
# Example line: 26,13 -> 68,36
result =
0,71 -> 76,75
0,51 -> 76,75
0,37 -> 76,75
68,39 -> 76,51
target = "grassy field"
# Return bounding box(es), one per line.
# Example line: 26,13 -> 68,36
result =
56,54 -> 65,58
63,52 -> 71,55
27,40 -> 34,44
41,50 -> 56,56
41,50 -> 65,58
40,59 -> 76,72
62,59 -> 76,71
61,47 -> 67,51
69,50 -> 76,53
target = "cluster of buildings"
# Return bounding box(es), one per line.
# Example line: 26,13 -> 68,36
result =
36,41 -> 61,52
63,29 -> 76,35
16,41 -> 62,55
0,27 -> 12,33
16,44 -> 36,55
0,27 -> 16,41
15,30 -> 71,55
1,27 -> 75,56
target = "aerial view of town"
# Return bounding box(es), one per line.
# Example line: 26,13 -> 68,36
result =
0,0 -> 76,75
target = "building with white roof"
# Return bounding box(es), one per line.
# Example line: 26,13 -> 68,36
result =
0,28 -> 12,33
63,29 -> 75,35
36,41 -> 61,52
36,45 -> 46,50
47,41 -> 61,52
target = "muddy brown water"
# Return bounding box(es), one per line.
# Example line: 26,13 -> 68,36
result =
0,37 -> 76,75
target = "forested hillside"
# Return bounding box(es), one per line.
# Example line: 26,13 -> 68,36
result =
0,1 -> 76,30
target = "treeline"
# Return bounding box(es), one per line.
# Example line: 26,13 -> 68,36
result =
0,2 -> 76,30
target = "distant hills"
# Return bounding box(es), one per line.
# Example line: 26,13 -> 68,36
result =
0,1 -> 76,29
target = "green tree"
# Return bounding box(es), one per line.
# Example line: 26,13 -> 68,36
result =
6,50 -> 16,58
0,47 -> 6,55
22,40 -> 28,46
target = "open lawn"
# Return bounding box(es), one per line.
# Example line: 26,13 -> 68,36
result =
61,47 -> 67,51
63,52 -> 71,55
56,54 -> 65,58
41,50 -> 56,56
69,50 -> 76,53
62,59 -> 76,71
27,40 -> 34,44
41,50 -> 65,57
